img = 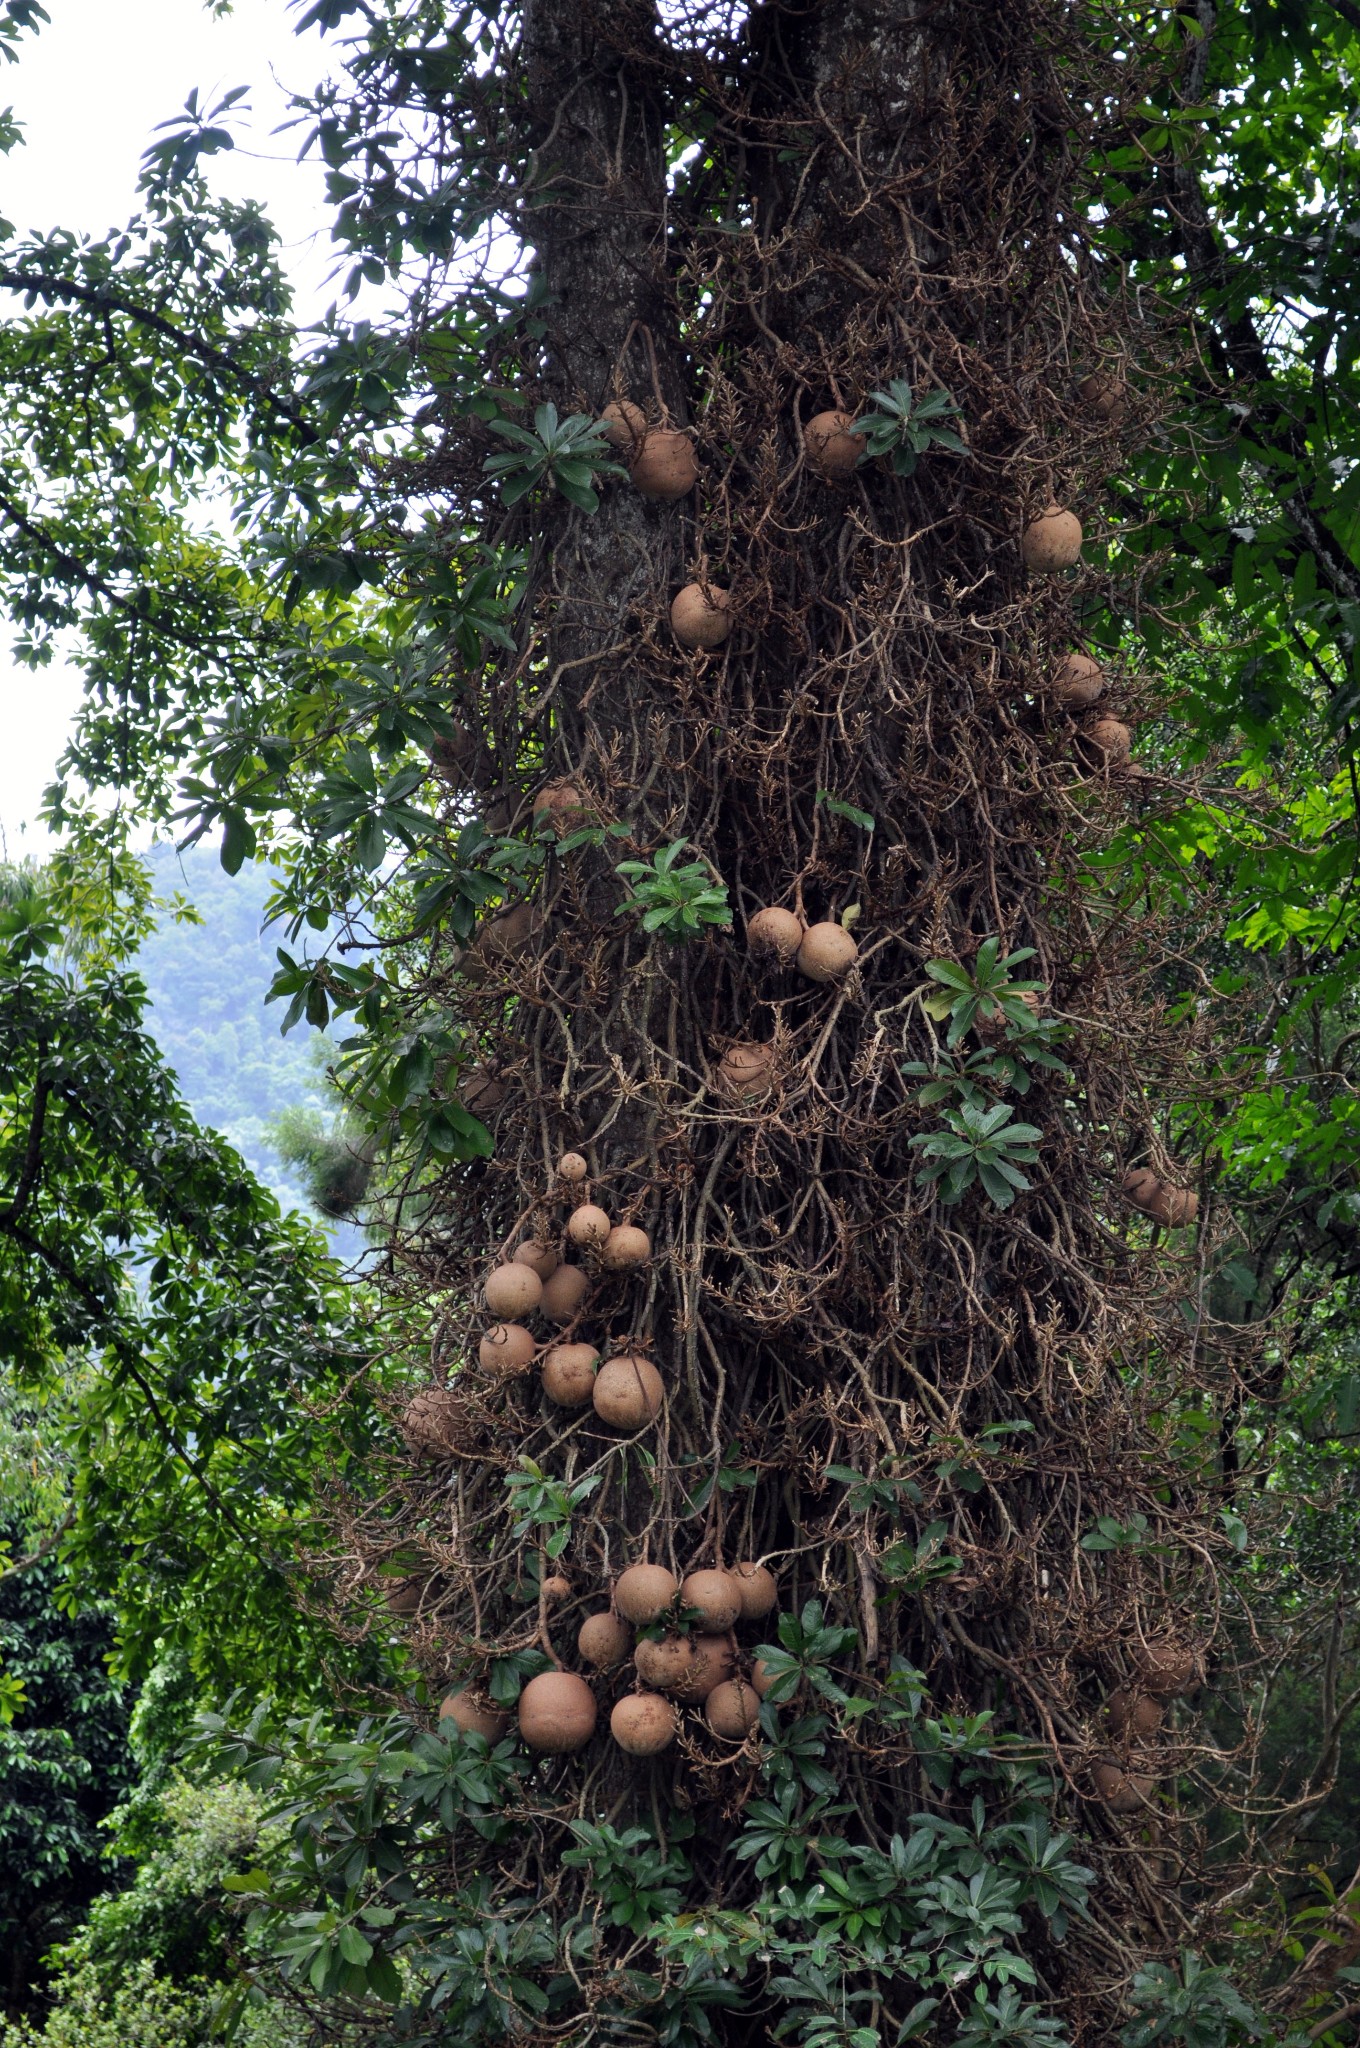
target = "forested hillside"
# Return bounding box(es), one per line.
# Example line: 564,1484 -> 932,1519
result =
135,843 -> 332,1213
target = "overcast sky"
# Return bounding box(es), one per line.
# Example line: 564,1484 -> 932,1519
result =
0,0 -> 344,858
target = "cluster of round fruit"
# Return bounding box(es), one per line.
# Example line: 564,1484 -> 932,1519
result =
440,1559 -> 780,1760
1121,1165 -> 1199,1231
1092,1637 -> 1197,1814
477,1152 -> 666,1428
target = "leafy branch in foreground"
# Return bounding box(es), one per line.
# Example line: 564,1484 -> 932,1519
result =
910,1101 -> 1044,1209
614,841 -> 733,939
483,403 -> 623,511
850,379 -> 966,475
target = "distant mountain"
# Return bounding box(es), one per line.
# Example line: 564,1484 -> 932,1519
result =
134,844 -> 360,1255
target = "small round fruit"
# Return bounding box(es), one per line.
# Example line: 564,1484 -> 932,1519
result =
518,1670 -> 597,1753
1149,1184 -> 1199,1229
1053,651 -> 1105,706
578,1611 -> 632,1670
1079,372 -> 1127,421
718,1040 -> 775,1101
1092,1759 -> 1156,1813
705,1678 -> 761,1740
440,1688 -> 507,1741
732,1562 -> 778,1619
611,1691 -> 679,1756
481,900 -> 541,958
402,1388 -> 461,1456
750,1658 -> 776,1699
631,428 -> 699,500
681,1569 -> 744,1632
479,1323 -> 537,1375
541,1342 -> 600,1407
614,1563 -> 679,1625
462,1069 -> 508,1116
1122,1166 -> 1162,1215
635,1634 -> 696,1693
1087,716 -> 1132,764
747,906 -> 805,963
1130,1638 -> 1197,1697
1105,1688 -> 1165,1741
601,399 -> 646,448
797,922 -> 859,983
1021,503 -> 1083,571
684,1634 -> 737,1700
540,1263 -> 589,1323
601,1224 -> 651,1271
384,1575 -> 426,1616
540,1575 -> 572,1605
484,1262 -> 543,1319
805,408 -> 866,479
671,582 -> 732,650
514,1237 -> 560,1281
593,1354 -> 664,1428
532,780 -> 590,838
567,1203 -> 612,1250
557,1151 -> 589,1183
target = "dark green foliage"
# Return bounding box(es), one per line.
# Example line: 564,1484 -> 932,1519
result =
0,1541 -> 132,2016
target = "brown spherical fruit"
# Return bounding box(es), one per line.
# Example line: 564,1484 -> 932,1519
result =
611,1692 -> 679,1756
681,1568 -> 744,1632
718,1040 -> 775,1101
614,1563 -> 679,1626
478,1322 -> 537,1375
706,1678 -> 762,1740
577,1611 -> 632,1670
797,922 -> 859,984
514,1237 -> 560,1281
600,399 -> 646,449
462,1069 -> 508,1117
556,1151 -> 589,1183
484,1262 -> 544,1319
384,1575 -> 426,1617
1122,1166 -> 1162,1215
805,408 -> 867,479
1130,1638 -> 1197,1697
685,1634 -> 737,1700
732,1562 -> 778,1620
1053,651 -> 1105,706
1087,716 -> 1132,764
402,1388 -> 461,1457
541,1342 -> 600,1407
631,428 -> 699,500
671,582 -> 732,650
517,1670 -> 597,1754
635,1634 -> 696,1693
481,900 -> 541,959
750,1658 -> 776,1699
567,1203 -> 612,1250
1092,1759 -> 1156,1813
593,1354 -> 665,1429
1149,1183 -> 1199,1230
1021,503 -> 1084,571
440,1689 -> 508,1742
1079,372 -> 1127,421
1105,1688 -> 1165,1742
747,906 -> 805,963
532,780 -> 590,839
601,1224 -> 651,1271
540,1263 -> 589,1323
541,1575 -> 572,1605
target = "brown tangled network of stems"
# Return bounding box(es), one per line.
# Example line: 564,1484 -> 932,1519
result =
304,0 -> 1336,2034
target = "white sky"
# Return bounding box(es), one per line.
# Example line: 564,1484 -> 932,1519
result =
0,0 -> 346,859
